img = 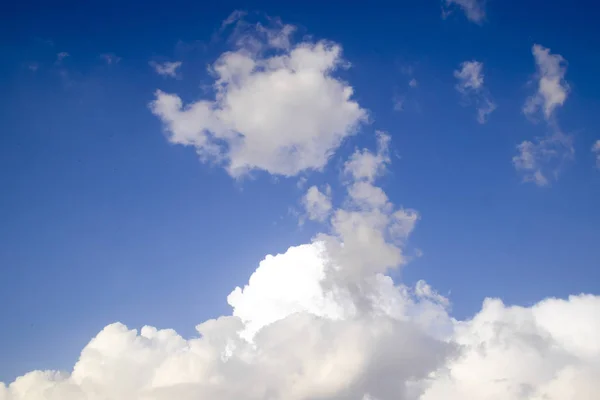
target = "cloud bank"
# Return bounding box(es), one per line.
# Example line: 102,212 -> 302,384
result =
3,15 -> 599,400
3,130 -> 598,400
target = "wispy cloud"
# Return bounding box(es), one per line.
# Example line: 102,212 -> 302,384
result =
393,64 -> 420,113
514,45 -> 574,186
443,0 -> 487,24
393,95 -> 407,112
149,61 -> 182,78
55,51 -> 69,65
513,132 -> 574,186
523,44 -> 570,121
100,53 -> 121,65
593,140 -> 600,168
454,60 -> 496,124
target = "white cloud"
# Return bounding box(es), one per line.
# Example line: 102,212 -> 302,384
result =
443,0 -> 486,24
314,131 -> 420,285
524,45 -> 570,120
454,61 -> 484,92
100,53 -> 121,65
150,20 -> 367,177
302,185 -> 332,222
344,131 -> 390,183
454,61 -> 496,124
515,45 -> 573,186
421,295 -> 600,400
408,78 -> 418,88
149,61 -> 182,77
2,132 -> 599,400
593,140 -> 600,168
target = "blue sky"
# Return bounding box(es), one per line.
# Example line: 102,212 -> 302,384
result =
1,0 -> 600,394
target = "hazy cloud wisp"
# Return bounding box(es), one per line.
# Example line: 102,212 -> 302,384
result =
454,60 -> 496,124
514,45 -> 574,186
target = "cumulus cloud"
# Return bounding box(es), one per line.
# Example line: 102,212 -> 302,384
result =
150,18 -> 367,177
2,128 -> 600,400
443,0 -> 487,24
149,61 -> 182,78
422,294 -> 600,400
514,45 -> 574,186
593,140 -> 600,168
454,61 -> 496,124
3,135 -> 599,400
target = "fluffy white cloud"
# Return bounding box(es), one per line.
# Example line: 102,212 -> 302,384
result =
443,0 -> 486,24
592,140 -> 600,168
150,20 -> 367,177
421,295 -> 600,400
524,45 -> 570,120
408,78 -> 418,88
515,45 -> 574,186
149,61 -> 182,77
302,185 -> 332,222
454,61 -> 496,124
